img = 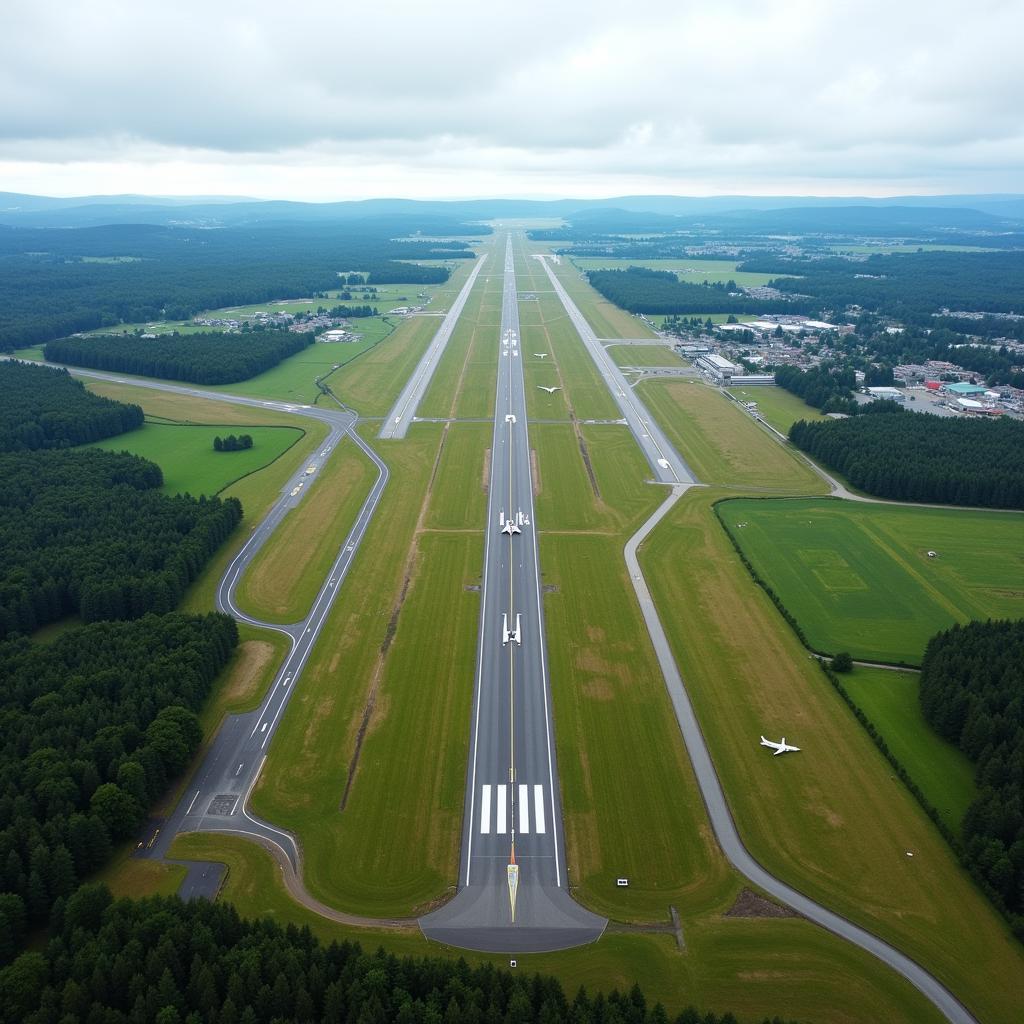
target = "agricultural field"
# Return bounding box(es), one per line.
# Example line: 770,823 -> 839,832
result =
717,497 -> 1024,664
641,486 -> 1024,1024
607,344 -> 686,367
572,257 -> 790,289
236,438 -> 377,622
726,385 -> 827,434
638,379 -> 826,492
840,666 -> 977,829
87,420 -> 304,496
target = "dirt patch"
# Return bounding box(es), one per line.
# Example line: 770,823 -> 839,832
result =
380,575 -> 411,655
542,583 -> 559,593
725,888 -> 801,919
577,648 -> 617,677
531,449 -> 541,496
463,584 -> 481,592
586,625 -> 607,643
582,678 -> 614,701
482,448 -> 491,491
224,640 -> 275,704
577,432 -> 602,499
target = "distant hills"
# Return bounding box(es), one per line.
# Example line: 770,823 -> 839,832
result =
1,190 -> 1022,230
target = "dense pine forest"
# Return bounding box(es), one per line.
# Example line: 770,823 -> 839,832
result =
586,266 -> 812,316
738,250 -> 1024,321
0,614 -> 237,950
0,888 -> 791,1024
45,330 -> 313,385
788,407 -> 1024,508
0,221 -> 472,350
0,361 -> 143,450
919,620 -> 1024,929
0,448 -> 241,638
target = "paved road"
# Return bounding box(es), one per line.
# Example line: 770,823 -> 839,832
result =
420,237 -> 606,953
379,256 -> 487,439
623,490 -> 976,1024
535,255 -> 696,486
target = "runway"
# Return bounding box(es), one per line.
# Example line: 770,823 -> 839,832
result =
420,236 -> 605,953
379,255 -> 487,439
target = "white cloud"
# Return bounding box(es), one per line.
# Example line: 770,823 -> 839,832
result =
0,0 -> 1020,197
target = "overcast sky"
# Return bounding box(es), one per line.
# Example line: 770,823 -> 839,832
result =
1,0 -> 1021,200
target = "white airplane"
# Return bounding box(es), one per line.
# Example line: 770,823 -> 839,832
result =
501,519 -> 521,536
537,386 -> 561,394
502,613 -> 522,646
534,353 -> 548,359
760,736 -> 801,756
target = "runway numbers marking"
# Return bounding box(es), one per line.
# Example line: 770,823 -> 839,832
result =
479,784 -> 546,834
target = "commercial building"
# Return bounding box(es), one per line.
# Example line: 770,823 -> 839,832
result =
943,382 -> 987,397
866,386 -> 906,402
696,353 -> 740,383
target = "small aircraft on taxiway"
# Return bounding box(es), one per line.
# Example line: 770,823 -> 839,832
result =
537,385 -> 561,394
760,735 -> 801,756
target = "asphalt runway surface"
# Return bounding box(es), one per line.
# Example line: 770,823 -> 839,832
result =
420,237 -> 606,953
379,255 -> 487,439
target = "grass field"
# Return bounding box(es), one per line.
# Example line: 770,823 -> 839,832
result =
88,420 -> 304,496
638,380 -> 826,492
717,497 -> 1024,664
726,385 -> 827,434
607,344 -> 685,367
571,257 -> 791,289
425,422 -> 491,530
840,666 -> 977,829
249,424 -> 480,916
235,437 -> 377,622
641,486 -> 1024,1024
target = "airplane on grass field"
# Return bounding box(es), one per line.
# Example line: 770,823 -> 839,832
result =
760,736 -> 801,755
537,385 -> 561,394
534,353 -> 548,359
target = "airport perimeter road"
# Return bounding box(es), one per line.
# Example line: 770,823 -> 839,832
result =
420,238 -> 606,953
535,255 -> 695,486
379,255 -> 487,439
44,364 -> 393,886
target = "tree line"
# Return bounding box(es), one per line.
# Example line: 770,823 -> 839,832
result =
0,448 -> 241,638
738,250 -> 1024,321
45,330 -> 313,385
0,613 -> 237,952
788,406 -> 1024,508
0,222 -> 470,350
0,886 -> 795,1024
214,434 -> 253,452
587,266 -> 814,316
0,361 -> 143,451
773,364 -> 859,414
919,619 -> 1024,930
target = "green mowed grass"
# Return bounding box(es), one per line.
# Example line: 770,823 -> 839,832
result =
236,437 -> 377,623
166,833 -> 943,1024
607,344 -> 685,367
841,666 -> 977,828
88,421 -> 304,496
717,497 -> 1024,664
726,385 -> 827,434
641,486 -> 1024,1024
425,423 -> 490,530
639,380 -> 826,492
572,257 -> 790,289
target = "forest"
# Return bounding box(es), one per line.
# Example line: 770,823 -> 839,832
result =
0,361 -> 143,451
45,331 -> 313,385
586,266 -> 814,316
0,448 -> 241,638
0,887 -> 794,1024
788,406 -> 1024,508
919,619 -> 1024,929
773,364 -> 859,414
738,250 -> 1024,321
0,222 -> 469,350
0,613 -> 237,950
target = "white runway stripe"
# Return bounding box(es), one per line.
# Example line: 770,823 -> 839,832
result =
480,784 -> 491,834
497,784 -> 507,834
519,784 -> 530,833
534,784 -> 546,834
